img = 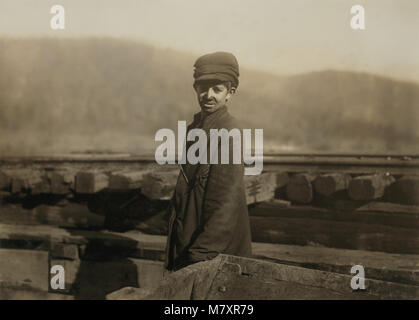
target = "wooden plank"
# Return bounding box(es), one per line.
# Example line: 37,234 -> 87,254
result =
129,259 -> 165,289
314,173 -> 351,196
356,201 -> 419,214
140,171 -> 179,200
207,255 -> 418,300
29,176 -> 51,195
75,171 -> 109,194
286,173 -> 317,204
249,201 -> 419,229
109,169 -> 152,190
107,256 -> 222,300
251,242 -> 419,286
386,175 -> 419,205
0,204 -> 105,229
11,177 -> 26,194
107,254 -> 418,300
208,259 -> 366,299
0,224 -> 166,258
348,173 -> 395,200
0,170 -> 11,190
3,169 -> 47,195
0,288 -> 74,300
269,199 -> 291,208
249,216 -> 419,254
50,258 -> 161,298
276,171 -> 290,188
46,171 -> 71,195
244,172 -> 277,204
0,248 -> 49,291
50,243 -> 79,260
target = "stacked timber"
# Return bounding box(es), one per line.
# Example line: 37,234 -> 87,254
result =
1,165 -> 417,207
0,224 -> 167,299
0,168 -> 286,205
248,201 -> 419,254
1,160 -> 419,299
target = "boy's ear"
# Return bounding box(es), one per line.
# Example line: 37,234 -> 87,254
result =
230,87 -> 236,95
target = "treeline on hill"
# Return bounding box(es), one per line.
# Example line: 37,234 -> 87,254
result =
0,37 -> 418,155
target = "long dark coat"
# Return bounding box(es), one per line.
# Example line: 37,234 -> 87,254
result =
165,106 -> 252,271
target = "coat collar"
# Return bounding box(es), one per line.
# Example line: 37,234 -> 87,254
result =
191,105 -> 228,132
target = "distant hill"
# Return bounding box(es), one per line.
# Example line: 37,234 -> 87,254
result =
0,37 -> 418,156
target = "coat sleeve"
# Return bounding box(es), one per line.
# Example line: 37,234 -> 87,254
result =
185,138 -> 245,263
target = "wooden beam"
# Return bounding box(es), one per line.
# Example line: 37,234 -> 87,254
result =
286,173 -> 317,204
10,177 -> 26,194
140,171 -> 179,200
0,203 -> 105,229
3,169 -> 50,195
348,173 -> 395,201
0,223 -> 165,253
109,169 -> 152,190
75,171 -> 109,194
314,173 -> 351,196
46,171 -> 71,195
251,242 -> 419,286
107,254 -> 419,300
0,248 -> 49,291
244,172 -> 277,204
249,201 -> 419,229
249,215 -> 419,254
0,170 -> 11,190
207,255 -> 418,300
386,175 -> 419,205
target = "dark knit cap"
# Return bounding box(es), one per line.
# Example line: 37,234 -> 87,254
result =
193,52 -> 240,88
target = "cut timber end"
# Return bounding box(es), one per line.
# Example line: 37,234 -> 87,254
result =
276,171 -> 290,188
47,171 -> 70,195
348,173 -> 395,201
5,169 -> 43,194
109,169 -> 152,190
386,175 -> 419,205
314,173 -> 351,197
0,170 -> 11,190
50,243 -> 79,260
140,171 -> 179,200
286,173 -> 317,204
0,248 -> 50,292
244,172 -> 277,205
11,178 -> 25,194
75,171 -> 109,194
29,176 -> 51,195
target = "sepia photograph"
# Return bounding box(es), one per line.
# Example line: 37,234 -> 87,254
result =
0,0 -> 418,305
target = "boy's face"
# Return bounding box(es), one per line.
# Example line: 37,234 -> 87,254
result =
194,80 -> 235,114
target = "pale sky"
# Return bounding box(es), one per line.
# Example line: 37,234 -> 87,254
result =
1,0 -> 418,83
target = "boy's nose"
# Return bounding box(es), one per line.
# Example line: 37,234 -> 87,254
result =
207,88 -> 215,99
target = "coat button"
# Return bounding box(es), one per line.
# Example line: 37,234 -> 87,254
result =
218,286 -> 226,293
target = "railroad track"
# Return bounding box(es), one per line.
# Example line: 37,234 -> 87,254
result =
1,153 -> 418,175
